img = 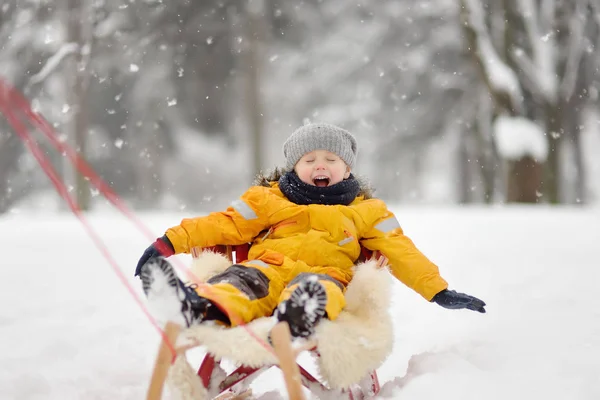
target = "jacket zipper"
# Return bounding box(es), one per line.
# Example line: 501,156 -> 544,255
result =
338,230 -> 355,246
261,220 -> 297,241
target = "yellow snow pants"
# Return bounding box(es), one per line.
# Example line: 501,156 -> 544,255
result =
191,254 -> 348,327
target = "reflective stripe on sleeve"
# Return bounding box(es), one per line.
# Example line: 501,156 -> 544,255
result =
338,237 -> 354,246
374,217 -> 401,233
246,259 -> 269,268
231,199 -> 258,220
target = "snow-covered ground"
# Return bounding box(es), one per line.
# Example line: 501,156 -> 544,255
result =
1,206 -> 599,399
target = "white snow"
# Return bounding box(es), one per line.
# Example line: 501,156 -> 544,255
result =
494,115 -> 549,161
1,207 -> 599,399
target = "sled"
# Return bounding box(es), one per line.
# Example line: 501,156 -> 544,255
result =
146,244 -> 394,400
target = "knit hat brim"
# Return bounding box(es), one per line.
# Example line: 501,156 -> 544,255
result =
283,123 -> 357,169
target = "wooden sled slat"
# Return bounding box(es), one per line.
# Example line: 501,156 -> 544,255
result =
146,322 -> 181,400
270,321 -> 306,400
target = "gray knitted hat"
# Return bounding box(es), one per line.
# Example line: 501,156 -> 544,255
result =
283,123 -> 358,170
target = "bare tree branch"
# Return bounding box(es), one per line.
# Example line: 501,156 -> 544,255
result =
30,43 -> 79,84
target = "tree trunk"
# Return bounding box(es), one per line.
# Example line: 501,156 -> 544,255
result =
560,106 -> 586,204
65,0 -> 90,210
571,124 -> 586,204
245,1 -> 266,176
132,120 -> 164,209
0,133 -> 24,213
543,103 -> 563,204
507,156 -> 543,203
457,128 -> 472,204
473,90 -> 497,203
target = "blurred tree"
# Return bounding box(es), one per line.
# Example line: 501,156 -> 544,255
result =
86,0 -> 242,208
64,0 -> 92,210
244,0 -> 267,175
460,0 -> 598,203
0,0 -> 66,212
2,0 -> 598,213
263,0 -> 482,202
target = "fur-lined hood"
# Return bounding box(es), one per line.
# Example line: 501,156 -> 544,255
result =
253,167 -> 375,200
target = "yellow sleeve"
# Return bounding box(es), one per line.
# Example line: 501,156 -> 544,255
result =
164,186 -> 272,254
360,209 -> 448,301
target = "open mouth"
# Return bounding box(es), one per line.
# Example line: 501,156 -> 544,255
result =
313,176 -> 330,187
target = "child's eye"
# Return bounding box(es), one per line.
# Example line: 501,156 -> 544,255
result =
305,159 -> 315,163
327,159 -> 336,162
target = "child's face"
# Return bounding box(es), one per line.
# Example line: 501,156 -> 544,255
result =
294,150 -> 351,187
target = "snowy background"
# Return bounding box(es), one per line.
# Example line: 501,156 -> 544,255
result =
1,207 -> 599,399
1,0 -> 600,212
2,1 -> 600,399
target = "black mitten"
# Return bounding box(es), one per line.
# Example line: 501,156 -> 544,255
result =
432,289 -> 486,313
134,235 -> 175,277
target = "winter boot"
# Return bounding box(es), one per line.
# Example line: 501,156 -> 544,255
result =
140,257 -> 229,327
276,277 -> 327,338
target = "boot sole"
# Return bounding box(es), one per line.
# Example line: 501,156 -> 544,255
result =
279,277 -> 327,337
140,257 -> 191,326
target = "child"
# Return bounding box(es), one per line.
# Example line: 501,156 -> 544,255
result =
135,123 -> 485,337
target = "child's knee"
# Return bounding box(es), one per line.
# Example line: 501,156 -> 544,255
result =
207,264 -> 271,300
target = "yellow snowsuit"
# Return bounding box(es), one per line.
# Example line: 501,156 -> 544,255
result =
165,182 -> 448,326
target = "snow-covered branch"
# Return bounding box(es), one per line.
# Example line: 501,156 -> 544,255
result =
94,11 -> 128,39
510,47 -> 548,103
559,0 -> 588,100
539,0 -> 556,32
29,42 -> 79,85
494,115 -> 548,162
517,0 -> 557,104
462,0 -> 524,113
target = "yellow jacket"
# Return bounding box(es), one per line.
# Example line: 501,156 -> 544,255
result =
166,182 -> 448,301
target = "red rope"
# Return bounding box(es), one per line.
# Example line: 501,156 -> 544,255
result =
4,81 -> 229,286
0,94 -> 176,355
0,79 -> 275,358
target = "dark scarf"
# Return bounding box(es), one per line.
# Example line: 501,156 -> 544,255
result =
278,171 -> 360,206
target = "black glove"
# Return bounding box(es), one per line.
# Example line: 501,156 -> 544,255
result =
432,289 -> 486,313
134,235 -> 175,277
